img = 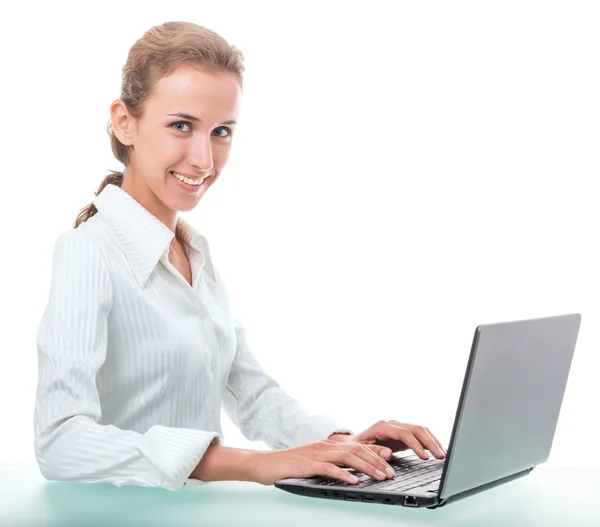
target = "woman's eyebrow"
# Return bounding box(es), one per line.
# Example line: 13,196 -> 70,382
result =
167,112 -> 237,125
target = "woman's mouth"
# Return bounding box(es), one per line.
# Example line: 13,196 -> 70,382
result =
170,171 -> 209,193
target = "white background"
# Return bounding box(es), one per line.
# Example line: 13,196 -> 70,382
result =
0,1 -> 598,467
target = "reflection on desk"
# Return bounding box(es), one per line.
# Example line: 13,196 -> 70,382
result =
1,465 -> 599,526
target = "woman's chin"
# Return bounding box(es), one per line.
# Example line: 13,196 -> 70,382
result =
171,195 -> 202,213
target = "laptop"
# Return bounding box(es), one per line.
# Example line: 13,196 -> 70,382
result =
275,313 -> 582,509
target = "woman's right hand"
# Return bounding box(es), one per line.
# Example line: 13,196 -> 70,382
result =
250,439 -> 397,486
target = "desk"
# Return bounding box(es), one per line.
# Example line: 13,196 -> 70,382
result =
1,465 -> 599,526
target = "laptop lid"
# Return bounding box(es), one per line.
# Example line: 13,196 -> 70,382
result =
438,313 -> 581,499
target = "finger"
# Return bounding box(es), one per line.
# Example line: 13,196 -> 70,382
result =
388,421 -> 447,458
366,443 -> 394,460
386,424 -> 429,459
315,462 -> 360,485
412,427 -> 445,459
425,427 -> 447,456
350,444 -> 397,478
318,441 -> 395,477
343,442 -> 397,477
346,443 -> 396,478
329,450 -> 390,481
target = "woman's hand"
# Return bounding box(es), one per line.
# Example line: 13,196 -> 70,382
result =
250,439 -> 398,486
330,420 -> 447,461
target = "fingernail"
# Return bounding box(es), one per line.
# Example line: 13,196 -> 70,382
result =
381,449 -> 392,458
386,467 -> 395,478
349,475 -> 359,483
376,470 -> 386,479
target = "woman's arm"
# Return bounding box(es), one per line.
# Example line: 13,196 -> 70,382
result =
191,437 -> 397,486
189,444 -> 257,482
34,230 -> 219,490
220,315 -> 353,449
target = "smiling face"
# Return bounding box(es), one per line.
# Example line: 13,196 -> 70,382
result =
111,63 -> 242,227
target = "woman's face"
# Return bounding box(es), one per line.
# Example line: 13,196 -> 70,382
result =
113,63 -> 242,217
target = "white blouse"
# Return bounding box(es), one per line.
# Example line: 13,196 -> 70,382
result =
34,183 -> 351,491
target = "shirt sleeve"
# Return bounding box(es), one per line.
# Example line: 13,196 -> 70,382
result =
34,229 -> 220,491
221,315 -> 353,449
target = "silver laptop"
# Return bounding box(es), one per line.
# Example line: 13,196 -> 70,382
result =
275,313 -> 582,508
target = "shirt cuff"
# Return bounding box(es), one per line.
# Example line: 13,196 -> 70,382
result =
183,478 -> 205,488
292,415 -> 353,446
136,425 -> 221,491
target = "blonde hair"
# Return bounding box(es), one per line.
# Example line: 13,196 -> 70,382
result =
74,21 -> 245,228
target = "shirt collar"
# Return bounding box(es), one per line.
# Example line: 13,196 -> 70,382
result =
93,183 -> 207,287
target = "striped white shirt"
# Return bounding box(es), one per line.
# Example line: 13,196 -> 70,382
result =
34,183 -> 351,491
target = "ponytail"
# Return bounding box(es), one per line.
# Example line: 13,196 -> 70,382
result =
73,170 -> 124,228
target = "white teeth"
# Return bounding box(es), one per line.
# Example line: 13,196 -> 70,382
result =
172,171 -> 203,186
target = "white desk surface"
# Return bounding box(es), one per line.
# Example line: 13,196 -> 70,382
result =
1,464 -> 599,526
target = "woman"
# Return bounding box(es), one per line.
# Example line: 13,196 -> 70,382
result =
34,21 -> 446,491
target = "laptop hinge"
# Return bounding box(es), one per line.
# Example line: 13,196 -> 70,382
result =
431,467 -> 535,509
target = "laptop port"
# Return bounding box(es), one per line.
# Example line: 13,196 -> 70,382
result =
345,493 -> 358,501
404,496 -> 419,507
320,490 -> 328,497
382,498 -> 393,505
362,495 -> 374,503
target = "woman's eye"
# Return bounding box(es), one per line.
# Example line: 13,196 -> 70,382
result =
213,127 -> 232,138
171,122 -> 232,139
172,121 -> 191,133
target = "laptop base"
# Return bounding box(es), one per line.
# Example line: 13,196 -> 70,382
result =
275,481 -> 440,508
275,467 -> 534,509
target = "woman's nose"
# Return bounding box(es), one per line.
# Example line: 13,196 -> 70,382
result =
188,135 -> 214,172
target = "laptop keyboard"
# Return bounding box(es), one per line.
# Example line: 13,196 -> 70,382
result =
314,454 -> 444,493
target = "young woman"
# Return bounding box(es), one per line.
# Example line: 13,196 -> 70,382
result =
34,21 -> 446,491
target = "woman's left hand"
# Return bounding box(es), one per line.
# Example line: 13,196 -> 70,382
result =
329,420 -> 447,461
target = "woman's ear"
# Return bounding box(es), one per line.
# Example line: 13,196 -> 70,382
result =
110,99 -> 135,146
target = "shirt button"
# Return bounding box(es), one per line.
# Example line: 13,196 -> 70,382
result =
199,312 -> 205,321
210,360 -> 217,372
